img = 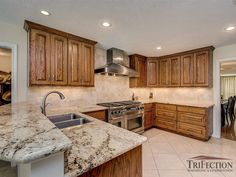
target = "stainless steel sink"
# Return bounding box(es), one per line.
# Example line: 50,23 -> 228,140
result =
48,113 -> 91,129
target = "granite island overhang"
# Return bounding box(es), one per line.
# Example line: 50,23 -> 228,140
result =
0,102 -> 147,177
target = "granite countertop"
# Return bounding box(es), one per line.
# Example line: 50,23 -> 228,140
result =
46,109 -> 147,177
139,99 -> 214,108
0,102 -> 146,177
0,103 -> 72,163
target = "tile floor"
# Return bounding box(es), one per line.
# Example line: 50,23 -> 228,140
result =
142,128 -> 236,177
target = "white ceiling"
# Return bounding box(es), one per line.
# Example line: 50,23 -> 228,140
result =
0,0 -> 236,56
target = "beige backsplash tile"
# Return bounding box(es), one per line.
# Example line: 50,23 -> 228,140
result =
27,75 -> 213,108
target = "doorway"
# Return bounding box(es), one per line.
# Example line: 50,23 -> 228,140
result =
220,60 -> 236,141
0,42 -> 17,104
0,47 -> 12,106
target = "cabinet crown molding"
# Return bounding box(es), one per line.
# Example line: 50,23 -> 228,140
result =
24,20 -> 97,45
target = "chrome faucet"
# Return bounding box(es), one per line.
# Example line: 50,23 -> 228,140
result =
41,91 -> 65,116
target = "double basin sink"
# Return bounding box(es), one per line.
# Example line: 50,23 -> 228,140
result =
48,113 -> 91,129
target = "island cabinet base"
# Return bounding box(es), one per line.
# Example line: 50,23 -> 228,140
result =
79,146 -> 142,177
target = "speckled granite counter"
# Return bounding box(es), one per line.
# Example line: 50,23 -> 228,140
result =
46,109 -> 147,177
0,102 -> 146,177
0,103 -> 72,163
139,99 -> 214,108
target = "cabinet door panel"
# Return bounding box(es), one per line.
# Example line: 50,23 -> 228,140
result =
170,56 -> 181,86
156,118 -> 177,131
177,122 -> 206,139
68,40 -> 82,85
194,51 -> 209,86
137,58 -> 147,87
51,34 -> 68,85
30,29 -> 51,85
159,58 -> 170,86
147,58 -> 159,87
181,54 -> 194,86
81,43 -> 94,86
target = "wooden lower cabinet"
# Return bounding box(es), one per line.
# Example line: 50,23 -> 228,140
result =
144,103 -> 154,129
177,122 -> 206,139
156,118 -> 177,131
84,110 -> 107,122
155,103 -> 213,140
78,146 -> 142,177
155,103 -> 177,132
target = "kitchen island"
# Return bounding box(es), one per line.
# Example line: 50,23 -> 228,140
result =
0,102 -> 146,177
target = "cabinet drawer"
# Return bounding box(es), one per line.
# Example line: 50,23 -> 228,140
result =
156,118 -> 176,131
177,122 -> 206,139
177,106 -> 206,114
156,110 -> 176,120
156,103 -> 176,111
178,112 -> 205,126
84,110 -> 106,121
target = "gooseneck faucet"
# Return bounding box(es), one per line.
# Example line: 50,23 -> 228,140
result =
41,91 -> 65,116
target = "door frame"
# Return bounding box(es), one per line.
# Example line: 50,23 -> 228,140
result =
213,57 -> 236,138
0,42 -> 18,103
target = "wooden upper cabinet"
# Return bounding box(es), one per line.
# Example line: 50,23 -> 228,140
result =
25,20 -> 97,87
159,58 -> 170,86
194,50 -> 212,87
147,58 -> 159,87
81,43 -> 94,86
51,34 -> 68,85
68,39 -> 82,86
170,56 -> 181,86
181,54 -> 194,86
129,55 -> 147,88
30,29 -> 51,85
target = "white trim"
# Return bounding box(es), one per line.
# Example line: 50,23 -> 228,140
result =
0,42 -> 18,103
220,74 -> 236,77
213,57 -> 236,138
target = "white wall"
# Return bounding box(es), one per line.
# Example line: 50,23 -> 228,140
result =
0,21 -> 27,102
213,43 -> 236,138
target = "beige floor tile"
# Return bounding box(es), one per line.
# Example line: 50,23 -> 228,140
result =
143,128 -> 163,139
143,156 -> 157,170
154,154 -> 186,170
148,134 -> 169,144
222,170 -> 236,177
159,169 -> 192,177
143,142 -> 154,157
150,142 -> 176,155
142,129 -> 236,176
143,170 -> 160,177
190,171 -> 225,177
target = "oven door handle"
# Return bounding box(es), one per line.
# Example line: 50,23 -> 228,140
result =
125,114 -> 144,120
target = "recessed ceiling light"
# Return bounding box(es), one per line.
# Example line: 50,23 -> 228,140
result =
40,10 -> 51,16
225,26 -> 235,31
156,46 -> 162,50
102,22 -> 111,27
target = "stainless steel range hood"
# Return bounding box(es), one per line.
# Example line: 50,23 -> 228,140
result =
95,48 -> 139,77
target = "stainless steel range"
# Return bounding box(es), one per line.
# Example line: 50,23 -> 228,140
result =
97,101 -> 144,134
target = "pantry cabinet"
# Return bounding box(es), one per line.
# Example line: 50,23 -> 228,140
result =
25,20 -> 97,87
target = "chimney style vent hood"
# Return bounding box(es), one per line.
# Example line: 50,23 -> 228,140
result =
95,48 -> 139,77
